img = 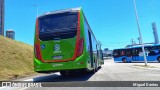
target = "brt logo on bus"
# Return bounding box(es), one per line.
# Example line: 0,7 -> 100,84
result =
139,51 -> 150,56
53,44 -> 61,53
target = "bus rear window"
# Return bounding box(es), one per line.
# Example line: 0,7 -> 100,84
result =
38,12 -> 78,35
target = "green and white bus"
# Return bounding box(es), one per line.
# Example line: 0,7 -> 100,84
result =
34,7 -> 104,76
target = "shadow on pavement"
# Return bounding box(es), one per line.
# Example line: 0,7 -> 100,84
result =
33,72 -> 94,82
115,62 -> 159,63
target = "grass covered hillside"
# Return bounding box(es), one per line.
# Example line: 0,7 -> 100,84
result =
0,35 -> 35,80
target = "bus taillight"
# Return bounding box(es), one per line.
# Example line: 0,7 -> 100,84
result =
34,44 -> 41,60
76,38 -> 84,57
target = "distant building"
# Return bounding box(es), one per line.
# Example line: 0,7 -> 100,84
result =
105,50 -> 113,56
0,0 -> 4,36
103,49 -> 113,57
6,30 -> 15,39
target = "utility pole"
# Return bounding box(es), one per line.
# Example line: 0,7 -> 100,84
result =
137,37 -> 140,44
33,5 -> 38,18
33,0 -> 39,18
133,0 -> 147,66
132,38 -> 134,45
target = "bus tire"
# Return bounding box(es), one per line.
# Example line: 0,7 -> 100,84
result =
95,67 -> 98,72
98,66 -> 102,69
95,62 -> 98,72
122,58 -> 127,63
90,63 -> 96,74
90,68 -> 96,74
157,57 -> 160,62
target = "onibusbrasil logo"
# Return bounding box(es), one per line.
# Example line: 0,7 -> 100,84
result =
1,82 -> 42,87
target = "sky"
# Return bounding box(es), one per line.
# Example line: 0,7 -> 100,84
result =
4,0 -> 160,50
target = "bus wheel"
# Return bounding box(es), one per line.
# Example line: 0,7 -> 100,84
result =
90,63 -> 96,74
98,66 -> 102,69
90,68 -> 96,74
122,58 -> 127,63
60,71 -> 69,77
157,57 -> 160,62
95,63 -> 98,72
95,67 -> 98,72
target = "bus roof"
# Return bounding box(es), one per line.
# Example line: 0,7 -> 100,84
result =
38,7 -> 81,18
114,43 -> 160,50
127,43 -> 160,48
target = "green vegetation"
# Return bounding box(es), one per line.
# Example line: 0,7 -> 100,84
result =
0,35 -> 35,80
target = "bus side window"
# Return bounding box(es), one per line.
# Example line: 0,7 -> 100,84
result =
126,50 -> 131,57
113,50 -> 119,57
133,49 -> 138,56
158,46 -> 160,54
132,49 -> 136,56
153,47 -> 159,55
148,47 -> 155,56
121,51 -> 124,56
96,44 -> 99,58
137,48 -> 142,55
144,47 -> 150,56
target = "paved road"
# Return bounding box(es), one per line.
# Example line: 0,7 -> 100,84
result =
20,59 -> 160,81
92,59 -> 160,81
1,59 -> 160,90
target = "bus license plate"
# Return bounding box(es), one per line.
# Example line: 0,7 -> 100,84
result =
53,55 -> 62,59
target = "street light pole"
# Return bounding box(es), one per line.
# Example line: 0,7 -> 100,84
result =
133,0 -> 147,66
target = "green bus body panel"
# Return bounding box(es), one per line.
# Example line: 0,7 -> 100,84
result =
34,8 -> 103,72
34,54 -> 88,71
40,37 -> 76,60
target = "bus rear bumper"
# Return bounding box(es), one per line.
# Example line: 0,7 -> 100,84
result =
34,55 -> 88,73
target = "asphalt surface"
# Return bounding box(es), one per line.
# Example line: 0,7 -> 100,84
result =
20,58 -> 160,81
1,59 -> 160,90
